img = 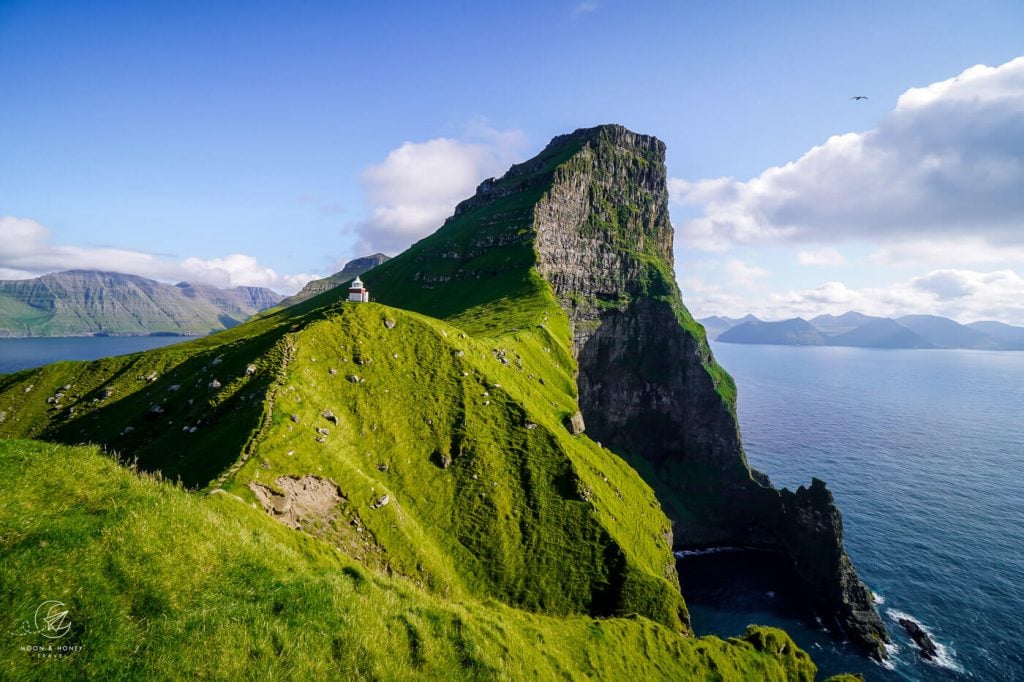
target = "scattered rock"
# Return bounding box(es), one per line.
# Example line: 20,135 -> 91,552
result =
392,353 -> 399,359
211,357 -> 223,366
370,494 -> 390,509
383,318 -> 396,329
144,371 -> 159,382
525,423 -> 538,430
245,364 -> 257,376
346,375 -> 360,383
453,350 -> 464,358
188,426 -> 197,433
564,411 -> 586,435
122,426 -> 134,434
315,436 -> 327,444
898,618 -> 938,660
290,413 -> 300,423
63,384 -> 71,390
102,388 -> 114,399
432,451 -> 452,469
328,368 -> 338,375
23,384 -> 33,393
209,378 -> 222,389
316,427 -> 329,436
322,410 -> 339,425
169,384 -> 181,392
376,463 -> 389,473
0,410 -> 6,424
148,404 -> 165,415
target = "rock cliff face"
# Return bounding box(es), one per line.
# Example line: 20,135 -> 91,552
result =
528,125 -> 888,657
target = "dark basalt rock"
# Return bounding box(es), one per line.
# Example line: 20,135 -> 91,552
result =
530,124 -> 889,659
898,618 -> 938,660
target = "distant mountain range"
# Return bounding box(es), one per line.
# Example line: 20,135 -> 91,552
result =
702,311 -> 1024,350
278,253 -> 390,307
0,270 -> 283,337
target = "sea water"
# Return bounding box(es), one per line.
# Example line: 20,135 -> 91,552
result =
0,336 -> 194,374
677,343 -> 1024,680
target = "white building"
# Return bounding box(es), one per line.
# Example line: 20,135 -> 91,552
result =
348,276 -> 369,303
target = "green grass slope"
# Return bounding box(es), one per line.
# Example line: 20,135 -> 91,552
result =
0,295 -> 687,631
0,439 -> 819,681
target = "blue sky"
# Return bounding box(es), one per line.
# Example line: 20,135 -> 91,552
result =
2,1 -> 1023,322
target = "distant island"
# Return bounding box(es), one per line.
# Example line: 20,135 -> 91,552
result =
702,311 -> 1024,350
0,270 -> 283,337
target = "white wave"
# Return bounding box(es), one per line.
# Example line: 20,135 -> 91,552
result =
886,608 -> 964,674
877,640 -> 901,670
872,591 -> 885,605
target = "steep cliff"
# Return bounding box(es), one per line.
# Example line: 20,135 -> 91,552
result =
361,124 -> 888,658
543,126 -> 887,658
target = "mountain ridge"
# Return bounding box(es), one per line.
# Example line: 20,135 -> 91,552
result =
0,269 -> 283,337
278,253 -> 391,307
703,310 -> 1024,350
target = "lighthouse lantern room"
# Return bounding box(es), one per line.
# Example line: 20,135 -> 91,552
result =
348,276 -> 369,303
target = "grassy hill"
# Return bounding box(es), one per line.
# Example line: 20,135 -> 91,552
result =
0,125 -> 866,678
0,439 -> 823,680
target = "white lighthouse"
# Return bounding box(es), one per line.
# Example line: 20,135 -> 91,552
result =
348,276 -> 369,303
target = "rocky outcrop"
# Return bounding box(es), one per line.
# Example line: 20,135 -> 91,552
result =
281,254 -> 390,306
898,617 -> 938,660
529,125 -> 889,658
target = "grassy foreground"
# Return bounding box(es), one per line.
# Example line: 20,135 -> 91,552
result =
0,439 -> 824,681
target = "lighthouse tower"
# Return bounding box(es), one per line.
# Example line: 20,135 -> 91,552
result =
348,276 -> 369,303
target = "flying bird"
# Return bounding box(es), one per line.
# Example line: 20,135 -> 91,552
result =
850,96 -> 868,100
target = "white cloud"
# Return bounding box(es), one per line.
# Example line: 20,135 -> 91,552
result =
670,56 -> 1024,256
0,216 -> 318,294
725,259 -> 769,288
686,268 -> 1024,325
798,247 -> 845,266
353,125 -> 527,254
571,1 -> 600,16
869,237 -> 1024,267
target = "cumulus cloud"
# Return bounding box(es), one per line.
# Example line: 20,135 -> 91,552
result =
670,56 -> 1024,254
0,216 -> 317,294
798,247 -> 845,266
353,125 -> 527,254
684,268 -> 1024,325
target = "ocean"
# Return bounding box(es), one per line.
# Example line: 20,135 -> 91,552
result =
0,336 -> 194,374
677,343 -> 1024,680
